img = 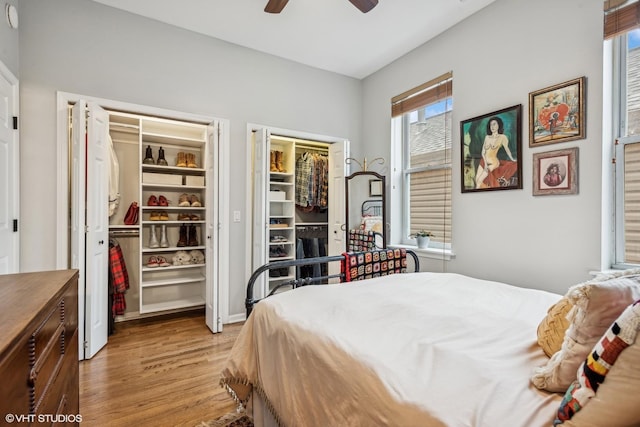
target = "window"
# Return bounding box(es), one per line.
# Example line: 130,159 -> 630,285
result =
391,73 -> 452,249
609,2 -> 640,266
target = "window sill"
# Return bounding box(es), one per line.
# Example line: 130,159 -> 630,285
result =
390,244 -> 455,261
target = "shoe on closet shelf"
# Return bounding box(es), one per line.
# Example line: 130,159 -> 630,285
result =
190,214 -> 200,221
156,256 -> 170,267
176,152 -> 187,168
147,256 -> 159,268
143,145 -> 155,165
178,193 -> 191,207
159,211 -> 169,221
177,213 -> 191,221
187,153 -> 198,168
189,194 -> 202,207
147,195 -> 158,206
149,211 -> 161,221
158,195 -> 169,207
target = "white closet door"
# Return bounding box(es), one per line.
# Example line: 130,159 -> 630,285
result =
328,140 -> 349,277
0,63 -> 18,274
84,102 -> 110,359
71,101 -> 87,359
252,129 -> 269,299
205,121 -> 220,333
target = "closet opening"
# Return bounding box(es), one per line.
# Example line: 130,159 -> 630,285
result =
248,126 -> 349,302
58,93 -> 229,360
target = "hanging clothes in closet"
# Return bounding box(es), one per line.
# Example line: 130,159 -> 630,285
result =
108,239 -> 130,335
295,225 -> 328,281
295,151 -> 328,211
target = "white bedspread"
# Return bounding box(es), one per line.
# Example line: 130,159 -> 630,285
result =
221,272 -> 564,427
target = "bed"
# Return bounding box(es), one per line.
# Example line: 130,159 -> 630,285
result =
222,261 -> 640,427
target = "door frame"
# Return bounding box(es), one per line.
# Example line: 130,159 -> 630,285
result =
242,123 -> 349,323
0,60 -> 19,274
56,92 -> 231,353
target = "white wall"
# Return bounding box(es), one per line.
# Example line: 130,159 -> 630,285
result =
12,0 -> 607,317
17,0 -> 361,317
362,0 -> 603,295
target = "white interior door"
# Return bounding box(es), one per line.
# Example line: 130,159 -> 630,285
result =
252,129 -> 269,299
205,121 -> 220,333
328,140 -> 349,272
0,63 -> 18,274
71,101 -> 87,359
72,101 -> 110,359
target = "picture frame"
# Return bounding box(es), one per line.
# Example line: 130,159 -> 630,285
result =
529,77 -> 586,147
533,147 -> 578,196
369,179 -> 383,197
460,104 -> 523,193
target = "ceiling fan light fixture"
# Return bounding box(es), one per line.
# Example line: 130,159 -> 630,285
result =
348,0 -> 379,13
264,0 -> 378,14
265,0 -> 289,14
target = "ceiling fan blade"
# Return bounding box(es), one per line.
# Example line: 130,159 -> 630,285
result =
264,0 -> 289,13
348,0 -> 378,13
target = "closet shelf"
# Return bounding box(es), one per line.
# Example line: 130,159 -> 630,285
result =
142,132 -> 205,148
141,275 -> 205,288
141,220 -> 205,225
141,262 -> 205,272
142,164 -> 205,174
140,207 -> 206,211
139,297 -> 205,314
141,183 -> 205,191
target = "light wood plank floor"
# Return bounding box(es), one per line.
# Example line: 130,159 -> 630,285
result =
79,311 -> 243,427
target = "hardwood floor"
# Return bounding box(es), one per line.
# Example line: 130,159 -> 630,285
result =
79,311 -> 244,426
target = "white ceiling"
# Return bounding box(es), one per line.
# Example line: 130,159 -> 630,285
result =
91,0 -> 498,79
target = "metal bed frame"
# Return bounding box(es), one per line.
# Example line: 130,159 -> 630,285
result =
245,249 -> 420,316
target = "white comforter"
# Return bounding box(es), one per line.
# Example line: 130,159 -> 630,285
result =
221,272 -> 564,427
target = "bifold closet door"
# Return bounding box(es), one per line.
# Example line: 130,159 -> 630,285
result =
71,100 -> 109,360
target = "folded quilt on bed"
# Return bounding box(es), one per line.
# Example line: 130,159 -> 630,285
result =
220,272 -> 563,427
341,248 -> 407,281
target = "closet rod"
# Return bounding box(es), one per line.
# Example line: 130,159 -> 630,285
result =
295,143 -> 328,153
109,230 -> 139,237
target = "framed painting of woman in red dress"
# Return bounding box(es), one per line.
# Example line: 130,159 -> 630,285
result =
529,77 -> 586,147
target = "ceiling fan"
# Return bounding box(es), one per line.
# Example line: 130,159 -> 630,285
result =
265,0 -> 379,14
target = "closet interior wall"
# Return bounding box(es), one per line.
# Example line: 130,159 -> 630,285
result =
265,136 -> 330,292
109,115 -> 141,319
107,111 -> 211,320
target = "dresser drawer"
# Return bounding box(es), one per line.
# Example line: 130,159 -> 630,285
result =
29,298 -> 66,413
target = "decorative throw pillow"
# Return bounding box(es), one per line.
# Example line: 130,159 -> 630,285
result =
554,300 -> 640,426
537,296 -> 573,357
531,269 -> 640,392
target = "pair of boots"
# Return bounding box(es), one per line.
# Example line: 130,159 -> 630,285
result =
176,152 -> 198,168
149,224 -> 169,248
270,151 -> 285,173
143,145 -> 168,166
177,224 -> 199,247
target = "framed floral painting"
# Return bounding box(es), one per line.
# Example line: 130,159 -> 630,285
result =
529,77 -> 586,147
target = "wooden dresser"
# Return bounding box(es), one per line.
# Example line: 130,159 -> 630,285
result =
0,270 -> 80,426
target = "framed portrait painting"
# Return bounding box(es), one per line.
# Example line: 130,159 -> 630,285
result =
529,77 -> 585,147
533,147 -> 578,196
460,104 -> 523,193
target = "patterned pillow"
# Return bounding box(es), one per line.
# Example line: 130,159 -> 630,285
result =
531,270 -> 640,392
554,300 -> 640,425
537,296 -> 573,357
